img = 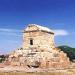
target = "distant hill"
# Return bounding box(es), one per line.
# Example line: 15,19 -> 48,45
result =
58,45 -> 75,62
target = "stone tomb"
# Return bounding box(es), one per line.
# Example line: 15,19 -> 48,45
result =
7,24 -> 70,68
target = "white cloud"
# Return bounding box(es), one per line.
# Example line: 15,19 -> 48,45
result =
0,28 -> 20,32
0,28 -> 22,36
54,29 -> 69,36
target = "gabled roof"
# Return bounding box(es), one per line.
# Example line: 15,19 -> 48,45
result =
25,24 -> 54,33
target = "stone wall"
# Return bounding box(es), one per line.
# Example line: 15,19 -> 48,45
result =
23,25 -> 54,51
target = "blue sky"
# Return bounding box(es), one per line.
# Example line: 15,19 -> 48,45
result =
0,0 -> 75,54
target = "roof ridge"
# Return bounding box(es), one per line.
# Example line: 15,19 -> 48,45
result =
28,24 -> 54,33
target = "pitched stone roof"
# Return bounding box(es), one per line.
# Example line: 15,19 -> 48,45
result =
28,24 -> 54,33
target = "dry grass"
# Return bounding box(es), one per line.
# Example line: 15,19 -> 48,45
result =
0,70 -> 75,75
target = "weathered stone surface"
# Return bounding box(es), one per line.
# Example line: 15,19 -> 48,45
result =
7,24 -> 70,68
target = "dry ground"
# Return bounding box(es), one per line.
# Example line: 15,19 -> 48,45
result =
0,68 -> 75,75
0,70 -> 75,75
0,63 -> 75,75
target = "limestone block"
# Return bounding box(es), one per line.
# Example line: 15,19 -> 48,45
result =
11,62 -> 20,66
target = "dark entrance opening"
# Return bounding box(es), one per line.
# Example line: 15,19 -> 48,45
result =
30,39 -> 33,45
